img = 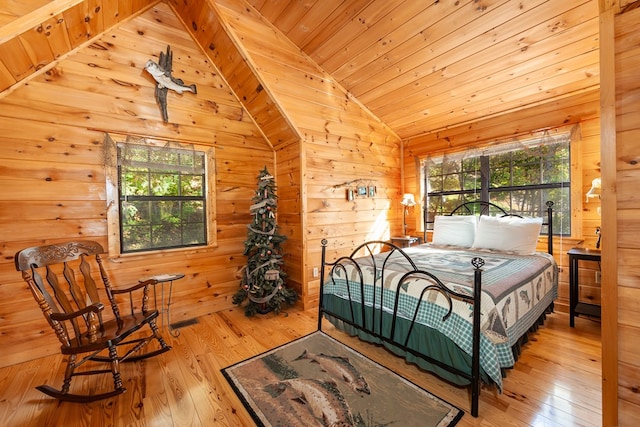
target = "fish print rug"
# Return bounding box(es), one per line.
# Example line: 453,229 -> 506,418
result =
222,331 -> 463,426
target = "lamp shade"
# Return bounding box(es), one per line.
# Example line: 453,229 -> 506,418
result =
400,193 -> 416,206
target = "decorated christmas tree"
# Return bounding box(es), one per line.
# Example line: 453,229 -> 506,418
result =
232,167 -> 298,316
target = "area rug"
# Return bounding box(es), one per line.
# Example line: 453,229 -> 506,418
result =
222,331 -> 463,426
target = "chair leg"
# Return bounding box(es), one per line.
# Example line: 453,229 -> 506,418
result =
61,354 -> 77,395
108,344 -> 125,393
150,319 -> 170,349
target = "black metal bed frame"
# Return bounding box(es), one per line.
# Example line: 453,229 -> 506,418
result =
318,200 -> 555,417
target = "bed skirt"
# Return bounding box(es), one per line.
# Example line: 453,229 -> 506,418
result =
323,296 -> 555,390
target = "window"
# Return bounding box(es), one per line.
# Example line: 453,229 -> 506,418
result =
423,134 -> 571,235
105,134 -> 216,255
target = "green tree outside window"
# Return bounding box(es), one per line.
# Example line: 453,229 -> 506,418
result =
424,137 -> 570,235
117,144 -> 207,253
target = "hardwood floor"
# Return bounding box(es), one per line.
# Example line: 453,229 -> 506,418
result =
0,307 -> 601,426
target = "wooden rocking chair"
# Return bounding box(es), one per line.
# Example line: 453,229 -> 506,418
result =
14,240 -> 171,402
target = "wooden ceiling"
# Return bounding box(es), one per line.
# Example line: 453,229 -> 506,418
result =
0,0 -> 604,141
246,0 -> 601,141
0,0 -> 157,95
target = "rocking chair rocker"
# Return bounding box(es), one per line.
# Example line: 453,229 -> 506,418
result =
14,240 -> 171,402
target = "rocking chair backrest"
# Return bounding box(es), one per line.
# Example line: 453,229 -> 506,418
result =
15,241 -> 114,347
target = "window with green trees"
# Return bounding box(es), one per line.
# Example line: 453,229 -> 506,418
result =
424,135 -> 571,235
117,143 -> 208,253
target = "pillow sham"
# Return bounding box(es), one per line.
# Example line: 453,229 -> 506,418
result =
472,215 -> 543,255
432,215 -> 477,247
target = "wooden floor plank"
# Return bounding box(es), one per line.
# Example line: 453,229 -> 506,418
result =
1,355 -> 64,426
0,307 -> 601,426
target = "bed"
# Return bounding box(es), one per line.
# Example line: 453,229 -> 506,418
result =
318,201 -> 557,417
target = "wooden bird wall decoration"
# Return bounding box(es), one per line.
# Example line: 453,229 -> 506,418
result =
144,45 -> 197,122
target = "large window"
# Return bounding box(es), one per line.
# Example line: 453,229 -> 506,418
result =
424,134 -> 571,235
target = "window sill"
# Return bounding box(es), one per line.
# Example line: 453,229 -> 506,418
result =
106,243 -> 218,263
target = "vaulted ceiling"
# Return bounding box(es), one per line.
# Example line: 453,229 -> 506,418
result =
0,0 -> 602,141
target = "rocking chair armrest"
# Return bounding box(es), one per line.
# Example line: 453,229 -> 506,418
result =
111,279 -> 157,295
50,302 -> 105,322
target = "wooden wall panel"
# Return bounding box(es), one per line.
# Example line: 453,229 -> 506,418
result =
226,7 -> 400,308
614,5 -> 640,420
275,143 -> 303,297
0,3 -> 273,368
171,0 -> 402,309
170,0 -> 299,147
0,37 -> 34,81
169,0 -> 305,303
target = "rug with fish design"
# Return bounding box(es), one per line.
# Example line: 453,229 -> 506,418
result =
222,331 -> 463,427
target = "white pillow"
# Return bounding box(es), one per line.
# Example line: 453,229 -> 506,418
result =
472,215 -> 543,255
432,215 -> 477,247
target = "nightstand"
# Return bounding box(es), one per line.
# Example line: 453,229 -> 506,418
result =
567,248 -> 601,327
391,236 -> 420,248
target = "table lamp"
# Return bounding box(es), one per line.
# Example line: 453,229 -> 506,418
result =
400,193 -> 416,237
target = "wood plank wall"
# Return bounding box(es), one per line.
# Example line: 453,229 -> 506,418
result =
172,0 -> 403,309
0,3 -> 275,368
167,0 -> 305,302
612,3 -> 640,422
214,0 -> 403,308
403,91 -> 602,314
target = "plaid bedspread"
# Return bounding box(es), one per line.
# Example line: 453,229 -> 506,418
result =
323,243 -> 558,388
